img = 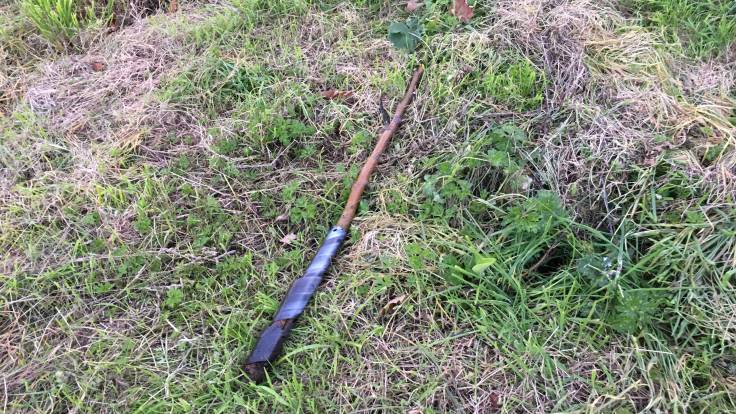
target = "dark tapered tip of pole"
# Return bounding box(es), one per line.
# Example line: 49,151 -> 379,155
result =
244,361 -> 267,383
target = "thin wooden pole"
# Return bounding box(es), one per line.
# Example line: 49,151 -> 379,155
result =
243,66 -> 424,383
337,66 -> 425,229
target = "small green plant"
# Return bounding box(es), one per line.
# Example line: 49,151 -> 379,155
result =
21,0 -> 117,48
164,287 -> 185,308
388,17 -> 423,52
608,290 -> 667,333
268,117 -> 316,147
22,0 -> 80,47
502,190 -> 567,235
419,124 -> 529,222
482,58 -> 546,111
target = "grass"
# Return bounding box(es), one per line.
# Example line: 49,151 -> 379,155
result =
1,0 -> 735,412
623,0 -> 736,57
19,0 -> 166,50
21,0 -> 83,48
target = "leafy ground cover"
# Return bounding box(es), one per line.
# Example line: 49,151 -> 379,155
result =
1,0 -> 735,412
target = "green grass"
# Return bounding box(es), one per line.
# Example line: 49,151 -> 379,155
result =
19,0 -> 122,48
624,0 -> 736,57
21,0 -> 81,47
2,0 -> 735,412
481,57 -> 546,111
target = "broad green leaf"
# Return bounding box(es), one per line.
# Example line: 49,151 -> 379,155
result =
388,18 -> 422,51
472,255 -> 497,273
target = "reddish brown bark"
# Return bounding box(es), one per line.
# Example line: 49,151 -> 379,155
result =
336,65 -> 424,229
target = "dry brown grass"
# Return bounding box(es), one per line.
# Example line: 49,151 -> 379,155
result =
487,0 -> 735,224
25,18 -> 180,142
